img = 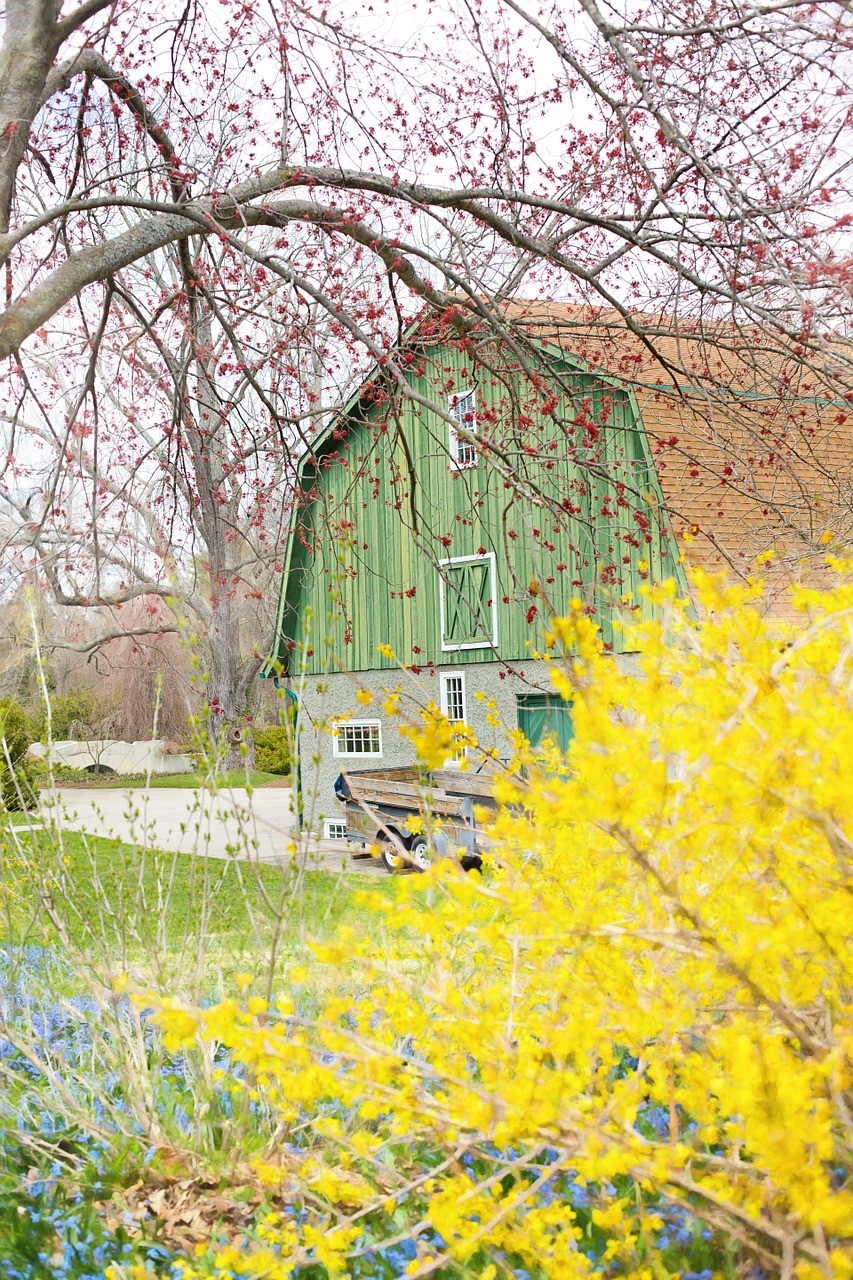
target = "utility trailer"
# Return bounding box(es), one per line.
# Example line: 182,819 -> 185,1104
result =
334,765 -> 499,872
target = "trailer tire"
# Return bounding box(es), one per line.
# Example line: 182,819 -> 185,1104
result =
380,836 -> 403,872
407,834 -> 431,872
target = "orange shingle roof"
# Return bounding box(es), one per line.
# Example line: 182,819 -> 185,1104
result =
491,302 -> 853,615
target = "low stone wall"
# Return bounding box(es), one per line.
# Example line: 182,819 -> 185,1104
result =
27,739 -> 194,775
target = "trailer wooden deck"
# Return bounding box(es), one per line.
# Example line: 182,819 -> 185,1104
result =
335,764 -> 500,870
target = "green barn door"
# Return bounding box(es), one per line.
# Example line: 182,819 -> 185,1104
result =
516,694 -> 574,753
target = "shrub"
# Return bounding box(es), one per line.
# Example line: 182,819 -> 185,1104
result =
36,686 -> 100,742
252,725 -> 291,776
0,698 -> 41,811
153,571 -> 853,1279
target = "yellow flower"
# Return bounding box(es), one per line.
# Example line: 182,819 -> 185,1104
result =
148,998 -> 199,1050
153,570 -> 853,1280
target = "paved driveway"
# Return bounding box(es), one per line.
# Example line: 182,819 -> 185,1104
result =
39,785 -> 385,876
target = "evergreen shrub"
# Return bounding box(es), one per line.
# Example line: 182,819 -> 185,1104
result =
0,698 -> 41,811
252,725 -> 291,776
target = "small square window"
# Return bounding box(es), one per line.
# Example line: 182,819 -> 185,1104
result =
449,389 -> 478,469
332,719 -> 383,757
439,554 -> 498,651
324,819 -> 348,840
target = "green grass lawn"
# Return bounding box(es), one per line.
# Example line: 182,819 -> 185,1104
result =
3,828 -> 398,965
50,768 -> 286,789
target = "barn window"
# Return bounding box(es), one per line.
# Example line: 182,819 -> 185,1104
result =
440,671 -> 468,765
332,719 -> 383,757
440,671 -> 466,723
439,554 -> 498,651
448,389 -> 478,468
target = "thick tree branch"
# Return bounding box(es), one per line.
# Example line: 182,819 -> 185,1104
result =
49,623 -> 181,657
54,0 -> 115,44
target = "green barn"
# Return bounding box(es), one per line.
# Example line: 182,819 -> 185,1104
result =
263,311 -> 688,837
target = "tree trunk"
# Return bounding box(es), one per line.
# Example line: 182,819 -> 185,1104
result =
205,588 -> 256,772
0,1 -> 61,236
186,293 -> 262,773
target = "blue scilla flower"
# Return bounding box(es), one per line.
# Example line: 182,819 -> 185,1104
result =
637,1101 -> 670,1139
142,1242 -> 173,1263
567,1180 -> 590,1208
421,1226 -> 446,1251
536,1177 -> 559,1208
37,1109 -> 60,1134
163,1050 -> 189,1082
172,1104 -> 192,1135
378,1238 -> 417,1266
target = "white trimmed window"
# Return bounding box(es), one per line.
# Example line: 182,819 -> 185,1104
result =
332,719 -> 383,757
324,818 -> 348,840
440,671 -> 467,766
439,553 -> 498,651
449,388 -> 478,468
440,671 -> 466,723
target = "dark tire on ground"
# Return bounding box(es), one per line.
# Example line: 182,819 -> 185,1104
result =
407,834 -> 432,872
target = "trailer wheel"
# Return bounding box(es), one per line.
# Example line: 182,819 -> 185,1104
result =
407,834 -> 431,872
380,838 -> 403,872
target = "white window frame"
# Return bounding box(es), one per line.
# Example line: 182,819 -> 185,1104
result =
324,818 -> 349,840
448,388 -> 478,470
331,718 -> 384,758
439,670 -> 468,767
438,552 -> 499,652
440,670 -> 467,723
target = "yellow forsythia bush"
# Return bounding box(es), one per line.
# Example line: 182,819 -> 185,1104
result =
153,570 -> 853,1280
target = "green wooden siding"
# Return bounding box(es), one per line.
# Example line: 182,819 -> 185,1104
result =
269,341 -> 688,676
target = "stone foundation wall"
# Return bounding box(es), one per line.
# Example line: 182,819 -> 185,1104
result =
290,655 -> 638,836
